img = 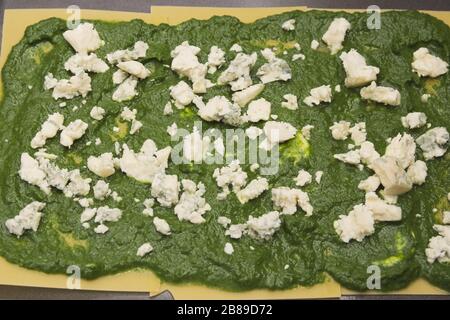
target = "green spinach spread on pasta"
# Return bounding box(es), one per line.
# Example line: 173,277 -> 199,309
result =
0,10 -> 449,292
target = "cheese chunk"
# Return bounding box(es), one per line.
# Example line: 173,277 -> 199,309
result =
60,119 -> 88,147
416,127 -> 449,160
213,160 -> 248,199
411,47 -> 448,78
218,52 -> 257,90
358,175 -> 380,192
174,179 -> 211,224
322,18 -> 351,54
106,41 -> 149,64
294,169 -> 312,187
137,243 -> 153,257
90,106 -> 105,121
117,61 -> 150,79
112,76 -> 138,102
170,81 -> 194,108
5,202 -> 46,237
232,84 -> 264,107
303,85 -> 332,106
385,133 -> 416,169
365,192 -> 402,221
19,153 -> 50,194
339,49 -> 380,87
257,50 -> 292,84
360,81 -> 401,106
63,23 -> 102,53
330,121 -> 351,140
46,72 -> 92,100
401,112 -> 427,129
64,53 -> 109,74
87,153 -> 115,178
119,139 -> 171,183
246,211 -> 281,240
281,94 -> 299,110
426,225 -> 450,263
271,187 -> 313,216
334,204 -> 375,242
207,46 -> 226,74
236,177 -> 269,204
262,121 -> 297,149
282,19 -> 295,31
151,173 -> 180,207
370,156 -> 412,196
153,217 -> 171,235
407,160 -> 428,185
246,98 -> 271,122
197,96 -> 242,126
31,113 -> 64,149
93,180 -> 111,200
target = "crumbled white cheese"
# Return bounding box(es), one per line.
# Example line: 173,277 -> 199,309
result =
315,171 -> 324,184
292,53 -> 305,61
137,243 -> 153,257
170,41 -> 208,93
272,187 -> 313,216
282,19 -> 295,31
197,95 -> 243,126
425,225 -> 450,263
139,203 -> 153,219
19,153 -> 50,194
250,163 -> 260,172
322,18 -> 351,54
261,121 -> 297,150
365,192 -> 402,221
411,47 -> 448,78
183,127 -> 211,162
151,173 -> 180,207
245,98 -> 271,122
163,101 -> 173,115
112,69 -> 128,84
64,53 -> 109,74
5,202 -> 46,237
119,139 -> 171,183
117,61 -> 150,80
31,113 -> 64,149
245,126 -> 263,140
153,217 -> 171,235
93,180 -> 111,200
301,125 -> 314,140
218,52 -> 257,90
257,50 -> 292,84
224,242 -> 234,255
281,94 -> 299,110
334,204 -> 375,242
45,71 -> 92,100
174,179 -> 211,224
170,81 -> 194,108
385,133 -> 416,169
106,41 -> 148,64
78,197 -> 93,208
416,127 -> 449,160
421,94 -> 431,103
358,175 -> 380,192
226,224 -> 247,239
207,46 -> 226,74
294,169 -> 312,187
360,81 -> 401,106
213,160 -> 248,200
94,224 -> 109,234
329,120 -> 351,140
359,141 -> 380,165
94,206 -> 122,225
87,153 -> 115,178
63,169 -> 92,198
246,211 -> 281,240
370,156 -> 412,196
334,150 -> 361,165
407,160 -> 428,185
401,112 -> 427,129
303,85 -> 332,106
349,122 -> 367,146
230,44 -> 243,52
112,76 -> 138,102
335,84 -> 341,92
80,207 -> 97,223
90,106 -> 105,121
232,84 -> 265,107
339,49 -> 380,87
310,40 -> 319,50
236,177 -> 269,204
63,23 -> 102,53
443,212 -> 450,225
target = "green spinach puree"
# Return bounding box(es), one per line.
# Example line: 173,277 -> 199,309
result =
0,10 -> 449,292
